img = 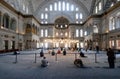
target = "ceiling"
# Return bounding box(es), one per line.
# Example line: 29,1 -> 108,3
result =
4,0 -> 95,23
30,0 -> 93,13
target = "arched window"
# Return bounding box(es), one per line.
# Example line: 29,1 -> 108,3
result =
3,13 -> 10,28
66,3 -> 69,11
76,8 -> 79,11
45,13 -> 48,19
49,4 -> 53,11
65,32 -> 68,37
10,18 -> 17,31
54,2 -> 57,11
62,1 -> 65,11
111,3 -> 114,7
76,21 -> 79,24
58,1 -> 61,11
56,32 -> 58,36
41,29 -> 44,37
95,6 -> 98,13
76,29 -> 79,37
109,17 -> 115,30
76,13 -> 83,24
76,13 -> 79,19
44,43 -> 48,48
41,13 -> 44,19
23,4 -> 25,11
93,24 -> 98,33
84,31 -> 87,36
45,8 -> 48,11
80,29 -> 83,37
71,5 -> 74,11
98,2 -> 102,11
45,29 -> 48,37
80,13 -> 83,19
80,42 -> 84,48
116,12 -> 120,29
26,7 -> 29,14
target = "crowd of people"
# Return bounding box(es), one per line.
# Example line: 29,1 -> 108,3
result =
39,47 -> 116,69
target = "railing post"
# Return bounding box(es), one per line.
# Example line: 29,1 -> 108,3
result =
34,53 -> 37,63
95,53 -> 97,63
55,53 -> 57,61
75,53 -> 77,59
15,54 -> 18,63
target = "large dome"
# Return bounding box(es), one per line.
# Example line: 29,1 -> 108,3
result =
4,0 -> 94,24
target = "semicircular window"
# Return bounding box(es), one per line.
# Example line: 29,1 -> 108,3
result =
55,17 -> 69,29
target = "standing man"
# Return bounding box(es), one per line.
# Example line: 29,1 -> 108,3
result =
106,48 -> 116,68
96,46 -> 99,53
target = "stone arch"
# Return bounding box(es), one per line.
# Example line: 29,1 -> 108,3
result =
116,12 -> 120,28
55,16 -> 69,24
3,13 -> 10,28
109,16 -> 115,30
34,0 -> 89,16
34,0 -> 89,23
54,16 -> 69,29
25,24 -> 32,33
10,18 -> 17,31
52,13 -> 73,23
93,24 -> 98,33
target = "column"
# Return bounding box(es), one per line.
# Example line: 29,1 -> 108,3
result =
0,13 -> 3,28
0,12 -> 1,27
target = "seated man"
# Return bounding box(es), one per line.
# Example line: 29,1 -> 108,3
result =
80,51 -> 87,58
57,49 -> 61,54
63,49 -> 66,55
41,57 -> 49,67
13,51 -> 20,55
51,49 -> 55,56
40,49 -> 44,57
74,59 -> 84,68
